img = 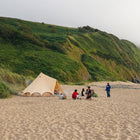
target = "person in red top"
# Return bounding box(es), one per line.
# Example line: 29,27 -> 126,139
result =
72,89 -> 79,99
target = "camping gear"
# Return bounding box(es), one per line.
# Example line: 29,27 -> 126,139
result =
23,72 -> 63,97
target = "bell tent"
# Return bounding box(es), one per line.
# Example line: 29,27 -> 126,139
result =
23,72 -> 63,96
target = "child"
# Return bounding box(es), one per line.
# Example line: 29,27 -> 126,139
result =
72,89 -> 79,99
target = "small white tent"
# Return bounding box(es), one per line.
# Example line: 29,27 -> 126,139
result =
23,72 -> 63,96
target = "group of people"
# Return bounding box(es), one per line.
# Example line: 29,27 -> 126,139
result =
72,86 -> 95,100
72,83 -> 111,100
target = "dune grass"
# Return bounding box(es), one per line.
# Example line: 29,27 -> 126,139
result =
0,68 -> 26,98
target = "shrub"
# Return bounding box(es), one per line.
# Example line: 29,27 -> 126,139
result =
0,68 -> 26,85
22,32 -> 44,47
78,26 -> 94,33
66,28 -> 71,35
0,82 -> 18,98
93,92 -> 98,97
0,82 -> 10,98
44,39 -> 51,48
0,25 -> 19,43
95,29 -> 99,32
78,27 -> 87,33
51,28 -> 57,33
51,42 -> 66,54
19,25 -> 32,33
0,84 -> 10,98
83,26 -> 94,32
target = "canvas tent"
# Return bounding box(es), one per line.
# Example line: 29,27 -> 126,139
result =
23,72 -> 63,96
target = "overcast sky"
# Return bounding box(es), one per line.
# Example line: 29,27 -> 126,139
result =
0,0 -> 140,47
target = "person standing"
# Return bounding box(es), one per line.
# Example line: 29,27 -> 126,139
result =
106,83 -> 111,97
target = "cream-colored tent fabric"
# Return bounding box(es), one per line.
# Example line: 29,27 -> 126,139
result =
23,72 -> 63,96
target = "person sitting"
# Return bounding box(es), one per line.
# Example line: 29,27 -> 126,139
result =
85,89 -> 88,97
91,90 -> 95,97
86,86 -> 92,99
54,90 -> 58,95
72,89 -> 79,99
59,93 -> 64,99
81,88 -> 85,96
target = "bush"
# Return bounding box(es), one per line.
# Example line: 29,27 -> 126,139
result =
78,27 -> 87,33
93,92 -> 98,97
78,26 -> 94,33
51,42 -> 66,54
0,82 -> 18,98
95,29 -> 99,32
0,25 -> 19,43
51,28 -> 57,33
0,82 -> 10,98
44,39 -> 51,48
19,25 -> 32,33
0,68 -> 26,85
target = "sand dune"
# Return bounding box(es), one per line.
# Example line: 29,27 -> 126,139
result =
0,81 -> 140,140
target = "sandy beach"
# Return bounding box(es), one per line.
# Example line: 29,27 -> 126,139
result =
0,81 -> 140,140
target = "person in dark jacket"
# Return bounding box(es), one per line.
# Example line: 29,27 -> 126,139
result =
86,86 -> 92,99
81,88 -> 85,96
106,83 -> 111,97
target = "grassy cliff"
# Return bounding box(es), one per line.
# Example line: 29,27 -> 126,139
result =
0,17 -> 140,88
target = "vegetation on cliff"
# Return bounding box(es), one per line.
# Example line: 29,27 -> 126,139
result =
0,17 -> 140,97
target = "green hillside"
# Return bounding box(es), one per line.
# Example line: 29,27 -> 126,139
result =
0,17 -> 140,94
